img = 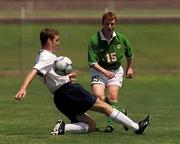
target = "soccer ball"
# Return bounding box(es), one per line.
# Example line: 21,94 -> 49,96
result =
54,56 -> 73,76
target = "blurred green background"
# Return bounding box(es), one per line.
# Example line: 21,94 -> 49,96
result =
0,0 -> 179,75
0,23 -> 179,74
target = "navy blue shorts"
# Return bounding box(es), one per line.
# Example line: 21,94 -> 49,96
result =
54,82 -> 97,122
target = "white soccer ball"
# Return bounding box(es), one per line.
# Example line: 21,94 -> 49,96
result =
54,56 -> 73,76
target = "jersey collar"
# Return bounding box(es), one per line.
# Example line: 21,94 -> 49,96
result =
100,30 -> 116,42
39,49 -> 53,53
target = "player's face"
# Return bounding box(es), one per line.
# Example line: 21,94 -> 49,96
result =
52,35 -> 60,51
102,18 -> 116,33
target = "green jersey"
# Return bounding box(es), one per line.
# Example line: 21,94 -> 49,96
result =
88,31 -> 134,69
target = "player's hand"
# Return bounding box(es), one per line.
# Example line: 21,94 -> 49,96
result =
15,89 -> 26,101
104,70 -> 115,79
68,71 -> 78,82
126,67 -> 133,79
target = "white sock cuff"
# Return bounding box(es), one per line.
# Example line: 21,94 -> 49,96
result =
65,122 -> 89,134
109,108 -> 120,120
79,122 -> 89,133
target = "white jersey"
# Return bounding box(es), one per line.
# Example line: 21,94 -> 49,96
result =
33,49 -> 70,93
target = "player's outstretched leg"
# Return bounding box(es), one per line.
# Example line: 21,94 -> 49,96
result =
108,108 -> 150,134
91,98 -> 150,134
104,98 -> 128,132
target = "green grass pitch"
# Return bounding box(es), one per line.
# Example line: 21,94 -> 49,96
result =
0,23 -> 180,144
0,74 -> 180,144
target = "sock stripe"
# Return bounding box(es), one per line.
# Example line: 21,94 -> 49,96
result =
111,108 -> 120,121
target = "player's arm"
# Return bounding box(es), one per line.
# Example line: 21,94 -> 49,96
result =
90,63 -> 115,79
67,70 -> 78,82
15,68 -> 37,101
122,35 -> 134,79
125,57 -> 133,79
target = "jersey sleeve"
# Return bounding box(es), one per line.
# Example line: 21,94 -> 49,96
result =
33,54 -> 55,75
88,40 -> 99,66
121,35 -> 134,58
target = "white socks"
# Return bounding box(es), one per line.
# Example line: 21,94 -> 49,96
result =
109,108 -> 139,131
63,108 -> 139,134
65,122 -> 89,133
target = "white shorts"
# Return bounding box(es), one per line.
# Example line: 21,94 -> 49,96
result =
90,66 -> 124,87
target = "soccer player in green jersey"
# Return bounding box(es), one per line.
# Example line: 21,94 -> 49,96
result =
88,12 -> 134,132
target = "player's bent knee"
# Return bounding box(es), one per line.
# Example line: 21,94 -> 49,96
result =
93,98 -> 113,116
95,94 -> 105,101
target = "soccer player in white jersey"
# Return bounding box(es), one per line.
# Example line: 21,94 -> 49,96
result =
15,28 -> 150,135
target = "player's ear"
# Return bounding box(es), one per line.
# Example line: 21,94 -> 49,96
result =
47,38 -> 52,44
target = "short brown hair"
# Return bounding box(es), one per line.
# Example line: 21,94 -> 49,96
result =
40,28 -> 59,46
102,11 -> 117,24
